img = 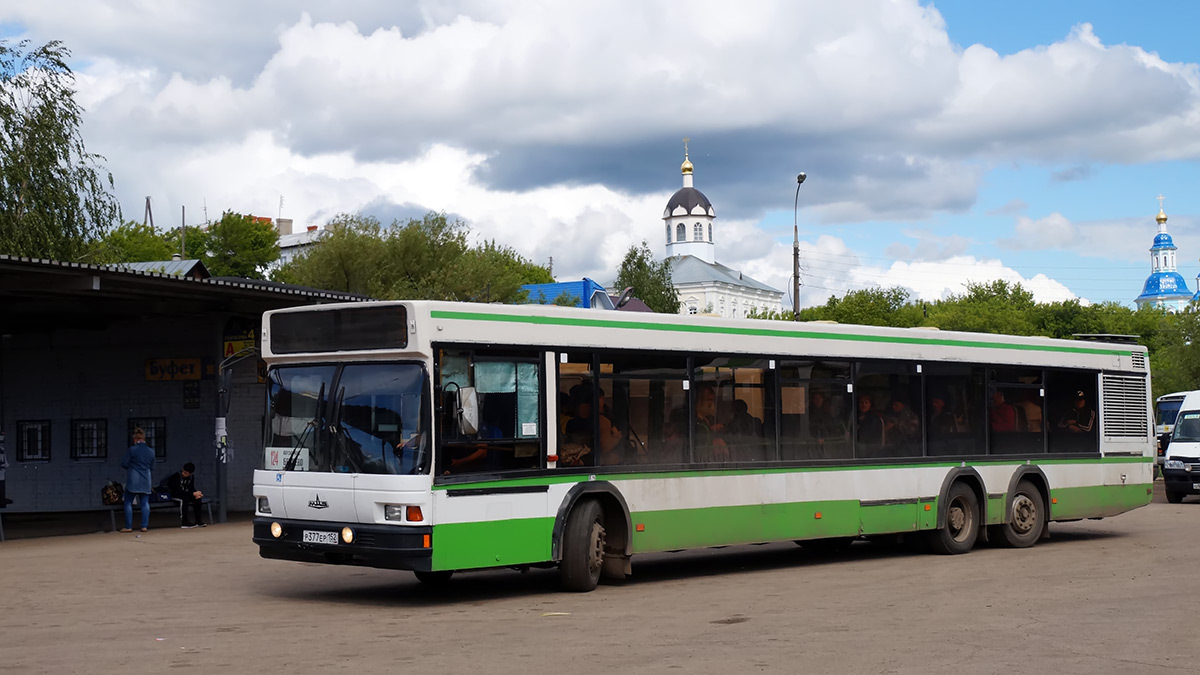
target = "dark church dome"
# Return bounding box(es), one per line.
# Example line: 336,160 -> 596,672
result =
665,187 -> 713,216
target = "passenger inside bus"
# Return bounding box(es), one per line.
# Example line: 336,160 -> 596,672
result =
856,393 -> 886,453
564,384 -> 624,465
884,396 -> 920,455
694,384 -> 731,463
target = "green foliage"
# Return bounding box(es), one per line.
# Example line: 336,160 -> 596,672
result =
274,212 -> 551,303
94,221 -> 176,264
799,286 -> 923,327
199,212 -> 279,279
748,279 -> 1200,399
926,280 -> 1036,335
0,39 -> 121,260
614,241 -> 681,314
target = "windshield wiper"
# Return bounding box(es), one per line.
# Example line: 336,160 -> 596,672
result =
284,382 -> 324,471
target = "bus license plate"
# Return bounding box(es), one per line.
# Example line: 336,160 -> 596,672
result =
303,530 -> 338,545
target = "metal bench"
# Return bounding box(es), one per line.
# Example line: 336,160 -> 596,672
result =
104,497 -> 216,532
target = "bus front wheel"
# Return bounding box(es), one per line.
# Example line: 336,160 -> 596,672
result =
997,480 -> 1044,548
560,499 -> 606,592
927,482 -> 978,555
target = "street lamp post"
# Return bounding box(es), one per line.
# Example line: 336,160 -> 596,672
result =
793,172 -> 807,321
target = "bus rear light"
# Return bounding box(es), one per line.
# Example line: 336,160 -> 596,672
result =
406,506 -> 424,522
423,534 -> 431,548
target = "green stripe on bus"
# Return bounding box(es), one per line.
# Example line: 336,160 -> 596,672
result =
428,483 -> 1149,570
432,517 -> 553,570
429,309 -> 1132,356
1049,483 -> 1153,520
432,455 -> 1151,491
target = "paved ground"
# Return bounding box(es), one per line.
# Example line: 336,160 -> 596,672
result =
1,486 -> 1197,674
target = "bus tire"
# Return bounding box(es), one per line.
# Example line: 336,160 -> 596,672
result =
414,570 -> 454,586
998,480 -> 1044,548
1166,490 -> 1185,504
927,482 -> 978,555
560,499 -> 605,592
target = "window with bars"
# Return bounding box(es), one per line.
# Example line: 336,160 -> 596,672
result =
16,420 -> 51,461
70,419 -> 108,460
128,418 -> 168,459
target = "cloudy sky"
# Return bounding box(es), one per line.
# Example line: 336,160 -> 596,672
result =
5,0 -> 1200,307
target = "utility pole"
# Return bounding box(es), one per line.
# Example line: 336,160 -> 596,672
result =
143,196 -> 154,228
792,172 -> 807,321
180,205 -> 186,258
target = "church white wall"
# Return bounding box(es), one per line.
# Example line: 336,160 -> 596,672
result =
676,282 -> 783,318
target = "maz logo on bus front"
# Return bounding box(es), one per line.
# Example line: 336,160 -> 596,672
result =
308,494 -> 329,509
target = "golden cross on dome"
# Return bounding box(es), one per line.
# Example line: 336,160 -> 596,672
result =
1158,194 -> 1166,210
682,137 -> 690,158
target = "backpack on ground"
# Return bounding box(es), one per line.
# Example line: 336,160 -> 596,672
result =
101,481 -> 124,506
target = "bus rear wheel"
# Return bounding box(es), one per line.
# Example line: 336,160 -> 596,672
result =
561,500 -> 606,592
927,482 -> 978,555
997,480 -> 1044,548
414,570 -> 454,586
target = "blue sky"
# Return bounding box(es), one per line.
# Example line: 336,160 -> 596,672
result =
3,1 -> 1199,307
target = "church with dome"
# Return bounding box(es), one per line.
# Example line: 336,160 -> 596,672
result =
1134,198 -> 1197,311
662,143 -> 783,317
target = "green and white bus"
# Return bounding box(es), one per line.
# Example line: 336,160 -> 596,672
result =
252,301 -> 1154,591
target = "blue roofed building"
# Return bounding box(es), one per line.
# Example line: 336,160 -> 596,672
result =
521,278 -> 615,309
1135,201 -> 1193,311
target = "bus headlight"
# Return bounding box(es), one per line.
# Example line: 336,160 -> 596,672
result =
341,527 -> 355,544
1164,459 -> 1184,470
384,505 -> 405,521
257,497 -> 271,514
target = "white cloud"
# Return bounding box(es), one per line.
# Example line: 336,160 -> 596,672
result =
7,0 -> 1200,305
1000,213 -> 1075,250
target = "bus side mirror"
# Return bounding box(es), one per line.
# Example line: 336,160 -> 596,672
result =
458,387 -> 479,435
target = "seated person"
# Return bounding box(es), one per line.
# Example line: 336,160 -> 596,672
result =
884,397 -> 920,454
856,394 -> 886,452
694,385 -> 731,462
165,462 -> 206,528
564,384 -> 624,465
989,391 -> 1017,432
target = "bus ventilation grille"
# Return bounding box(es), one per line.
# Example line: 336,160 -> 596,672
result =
1101,374 -> 1148,438
1131,351 -> 1147,371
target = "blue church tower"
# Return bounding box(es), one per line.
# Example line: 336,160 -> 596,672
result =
1135,198 -> 1192,311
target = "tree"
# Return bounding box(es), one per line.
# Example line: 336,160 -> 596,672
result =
199,212 -> 279,279
0,40 -> 120,260
614,241 -> 680,314
274,212 -> 552,302
799,287 -> 922,327
94,221 -> 176,264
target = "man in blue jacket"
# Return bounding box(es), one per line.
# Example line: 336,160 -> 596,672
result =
120,428 -> 155,532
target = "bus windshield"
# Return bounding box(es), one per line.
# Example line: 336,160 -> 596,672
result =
1171,411 -> 1200,443
1157,398 -> 1184,427
266,362 -> 430,474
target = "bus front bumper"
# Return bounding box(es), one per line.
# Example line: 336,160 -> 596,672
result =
253,517 -> 434,572
1162,467 -> 1200,496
